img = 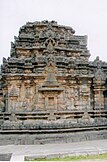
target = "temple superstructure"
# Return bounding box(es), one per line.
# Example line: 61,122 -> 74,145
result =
0,21 -> 107,144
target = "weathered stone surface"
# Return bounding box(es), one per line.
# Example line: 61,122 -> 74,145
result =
0,130 -> 107,145
0,21 -> 107,144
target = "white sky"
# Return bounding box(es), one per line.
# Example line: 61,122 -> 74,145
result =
0,0 -> 107,64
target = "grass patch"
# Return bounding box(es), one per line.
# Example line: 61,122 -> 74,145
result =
26,153 -> 107,161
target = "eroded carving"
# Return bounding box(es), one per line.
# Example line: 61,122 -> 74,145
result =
0,20 -> 107,132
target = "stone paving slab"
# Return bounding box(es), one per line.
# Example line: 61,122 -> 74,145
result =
0,139 -> 107,161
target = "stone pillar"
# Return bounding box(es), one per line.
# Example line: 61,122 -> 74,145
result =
70,86 -> 75,109
45,96 -> 48,110
34,84 -> 39,110
54,95 -> 57,110
4,93 -> 8,112
17,80 -> 21,111
79,80 -> 91,110
93,81 -> 105,109
3,87 -> 8,112
87,80 -> 92,110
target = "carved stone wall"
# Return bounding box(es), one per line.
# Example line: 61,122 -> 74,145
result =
0,20 -> 107,113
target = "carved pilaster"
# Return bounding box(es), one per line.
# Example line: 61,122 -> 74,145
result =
45,96 -> 48,110
93,80 -> 105,109
79,79 -> 91,110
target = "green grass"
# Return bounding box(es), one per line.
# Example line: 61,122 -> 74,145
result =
26,153 -> 107,161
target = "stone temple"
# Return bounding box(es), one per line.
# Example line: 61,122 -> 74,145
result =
0,20 -> 107,144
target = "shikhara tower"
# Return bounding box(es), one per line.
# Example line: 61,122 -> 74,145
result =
0,21 -> 107,144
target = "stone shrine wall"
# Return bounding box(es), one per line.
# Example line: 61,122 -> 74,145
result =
0,20 -> 106,112
0,21 -> 107,144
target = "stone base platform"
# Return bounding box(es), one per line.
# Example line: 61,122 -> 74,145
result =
1,110 -> 107,145
0,129 -> 107,145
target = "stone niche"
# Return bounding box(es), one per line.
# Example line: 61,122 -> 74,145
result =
38,61 -> 64,111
